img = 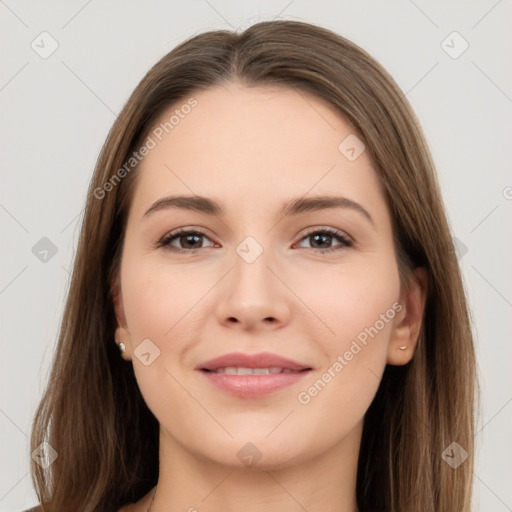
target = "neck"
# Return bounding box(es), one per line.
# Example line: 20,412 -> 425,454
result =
150,421 -> 362,512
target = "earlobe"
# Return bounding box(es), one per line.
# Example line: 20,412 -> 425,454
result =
387,267 -> 428,366
114,328 -> 132,361
111,276 -> 132,361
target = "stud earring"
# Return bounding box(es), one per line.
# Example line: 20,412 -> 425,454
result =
118,342 -> 126,354
397,345 -> 407,350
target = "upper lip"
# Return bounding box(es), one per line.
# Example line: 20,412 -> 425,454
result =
196,352 -> 312,371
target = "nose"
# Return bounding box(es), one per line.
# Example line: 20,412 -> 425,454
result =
215,240 -> 291,331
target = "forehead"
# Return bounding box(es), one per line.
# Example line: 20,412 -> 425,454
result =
128,82 -> 387,221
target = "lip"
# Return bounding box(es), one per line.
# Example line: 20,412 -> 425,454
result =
196,351 -> 311,372
196,351 -> 312,398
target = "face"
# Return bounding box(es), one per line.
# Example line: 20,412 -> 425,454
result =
113,82 -> 420,470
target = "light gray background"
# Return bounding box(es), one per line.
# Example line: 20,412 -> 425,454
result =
1,1 -> 511,511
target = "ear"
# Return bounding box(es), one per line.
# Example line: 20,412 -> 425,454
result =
387,267 -> 428,365
111,275 -> 132,361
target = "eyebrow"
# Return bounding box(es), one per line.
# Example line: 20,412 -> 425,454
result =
143,194 -> 374,225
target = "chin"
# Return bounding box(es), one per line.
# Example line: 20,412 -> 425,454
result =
199,435 -> 311,471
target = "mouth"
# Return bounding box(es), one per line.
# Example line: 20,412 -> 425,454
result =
196,352 -> 313,398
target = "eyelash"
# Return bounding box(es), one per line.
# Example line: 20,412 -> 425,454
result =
156,227 -> 353,255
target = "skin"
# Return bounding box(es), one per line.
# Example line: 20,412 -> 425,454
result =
113,82 -> 427,512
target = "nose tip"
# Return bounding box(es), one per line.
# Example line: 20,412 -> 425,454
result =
215,241 -> 292,330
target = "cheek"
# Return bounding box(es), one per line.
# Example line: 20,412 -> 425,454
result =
121,254 -> 202,341
299,256 -> 401,347
293,262 -> 400,423
121,259 -> 199,423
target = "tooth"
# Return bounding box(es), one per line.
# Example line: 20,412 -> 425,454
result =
237,367 -> 254,375
213,367 -> 291,375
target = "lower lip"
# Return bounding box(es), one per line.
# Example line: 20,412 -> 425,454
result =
198,370 -> 311,398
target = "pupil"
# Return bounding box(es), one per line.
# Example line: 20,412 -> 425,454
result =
313,234 -> 330,248
183,235 -> 201,248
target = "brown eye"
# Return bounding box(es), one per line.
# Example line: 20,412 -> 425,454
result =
157,229 -> 214,253
296,228 -> 353,254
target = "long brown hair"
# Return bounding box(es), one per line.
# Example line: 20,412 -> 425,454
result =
30,20 -> 478,511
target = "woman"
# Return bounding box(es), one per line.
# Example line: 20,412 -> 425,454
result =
27,19 -> 478,512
